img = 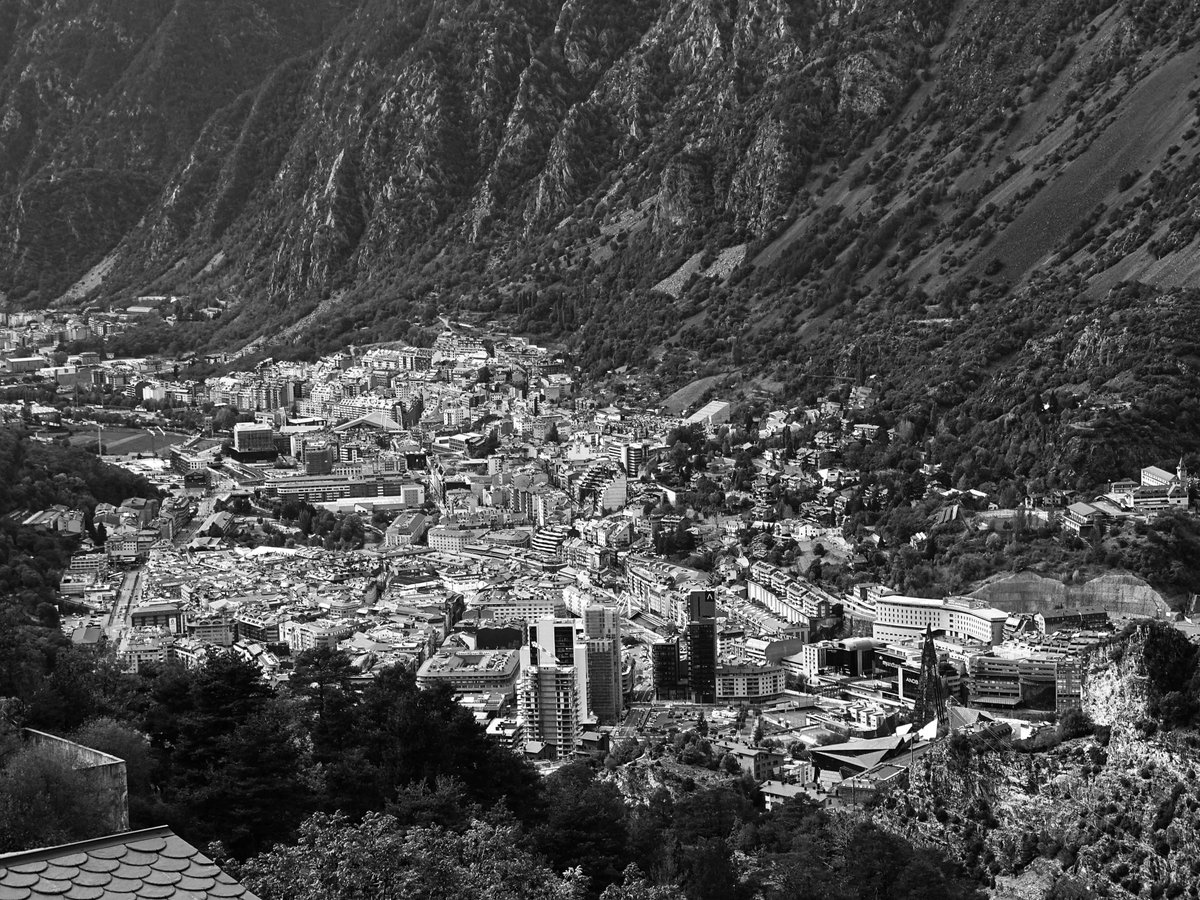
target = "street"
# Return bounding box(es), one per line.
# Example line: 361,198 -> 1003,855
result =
105,568 -> 144,639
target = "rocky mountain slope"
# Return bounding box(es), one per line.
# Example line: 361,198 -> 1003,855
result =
2,0 -> 1200,480
870,624 -> 1200,899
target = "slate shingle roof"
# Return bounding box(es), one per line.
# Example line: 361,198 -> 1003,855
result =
0,826 -> 259,900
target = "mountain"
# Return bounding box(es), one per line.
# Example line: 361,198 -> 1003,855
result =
2,0 -> 1199,483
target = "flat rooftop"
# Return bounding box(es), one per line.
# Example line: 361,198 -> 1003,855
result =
879,595 -> 1009,621
417,648 -> 519,676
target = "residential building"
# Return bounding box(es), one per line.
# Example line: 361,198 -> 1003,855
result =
279,619 -> 355,653
713,740 -> 786,781
761,780 -> 822,811
715,665 -> 787,703
485,717 -> 524,751
517,664 -> 584,759
429,523 -> 471,554
117,628 -> 171,673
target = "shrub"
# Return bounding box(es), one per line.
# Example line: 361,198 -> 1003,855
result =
1057,707 -> 1094,741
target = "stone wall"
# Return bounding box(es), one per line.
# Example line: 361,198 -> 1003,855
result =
23,728 -> 129,832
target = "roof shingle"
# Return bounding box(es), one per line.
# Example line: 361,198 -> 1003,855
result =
0,827 -> 258,900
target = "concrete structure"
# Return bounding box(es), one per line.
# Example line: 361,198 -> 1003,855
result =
873,595 -> 1007,647
231,422 -> 276,458
129,602 -> 185,634
466,593 -> 557,624
262,472 -> 423,504
686,400 -> 731,427
416,648 -> 522,697
517,664 -> 584,759
4,355 -> 47,373
22,728 -> 129,833
384,511 -> 428,548
583,606 -> 623,724
970,570 -> 1169,619
715,664 -> 787,703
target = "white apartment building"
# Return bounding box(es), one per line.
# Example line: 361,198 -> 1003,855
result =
517,665 -> 584,759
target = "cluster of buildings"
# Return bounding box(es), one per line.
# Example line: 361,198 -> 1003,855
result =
0,307 -> 137,372
110,546 -> 441,678
798,589 -> 1113,718
1064,463 -> 1191,535
20,322 -> 1192,782
0,307 -> 194,397
160,332 -> 570,429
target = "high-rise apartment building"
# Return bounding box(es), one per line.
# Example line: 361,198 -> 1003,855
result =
686,587 -> 718,703
520,617 -> 589,755
687,619 -> 718,703
517,666 -> 584,759
583,606 -> 623,724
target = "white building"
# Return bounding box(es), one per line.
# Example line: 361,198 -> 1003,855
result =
517,665 -> 584,759
715,665 -> 787,703
686,400 -> 731,428
873,595 -> 1007,647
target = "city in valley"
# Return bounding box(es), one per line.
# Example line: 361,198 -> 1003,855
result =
1,307 -> 1198,900
5,4 -> 1200,898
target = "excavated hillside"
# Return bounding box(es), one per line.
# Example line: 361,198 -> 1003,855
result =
970,571 -> 1171,619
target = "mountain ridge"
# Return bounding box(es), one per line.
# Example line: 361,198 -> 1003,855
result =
2,0 -> 1200,485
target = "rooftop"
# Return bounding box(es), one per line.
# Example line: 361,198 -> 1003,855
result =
417,648 -> 519,676
0,825 -> 258,899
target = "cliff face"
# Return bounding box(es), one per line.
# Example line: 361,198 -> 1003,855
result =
1080,632 -> 1152,725
0,0 -> 965,311
3,0 -> 1197,308
0,0 -> 352,302
871,629 -> 1200,900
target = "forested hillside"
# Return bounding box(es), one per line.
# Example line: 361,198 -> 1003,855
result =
0,428 -> 158,698
2,0 -> 1199,484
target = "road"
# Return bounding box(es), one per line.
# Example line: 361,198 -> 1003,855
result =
105,568 -> 144,639
174,496 -> 215,546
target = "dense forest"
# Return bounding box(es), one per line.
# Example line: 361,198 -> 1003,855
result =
7,625 -> 1200,899
0,426 -> 158,697
3,645 -> 982,900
